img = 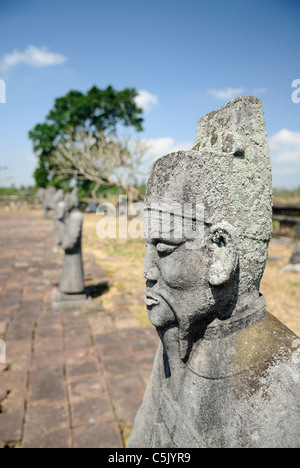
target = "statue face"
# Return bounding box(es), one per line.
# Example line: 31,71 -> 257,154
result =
144,232 -> 215,332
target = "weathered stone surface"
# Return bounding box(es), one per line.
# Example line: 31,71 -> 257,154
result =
291,242 -> 300,265
280,242 -> 300,272
53,189 -> 66,251
53,188 -> 87,307
128,96 -> 300,448
43,187 -> 57,219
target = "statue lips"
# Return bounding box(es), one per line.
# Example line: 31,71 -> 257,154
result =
145,290 -> 160,307
145,288 -> 177,328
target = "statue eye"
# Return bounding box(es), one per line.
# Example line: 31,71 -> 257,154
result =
156,243 -> 180,254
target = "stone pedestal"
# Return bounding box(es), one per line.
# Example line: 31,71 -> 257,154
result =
52,290 -> 89,310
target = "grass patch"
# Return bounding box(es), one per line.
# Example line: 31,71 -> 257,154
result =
130,305 -> 152,328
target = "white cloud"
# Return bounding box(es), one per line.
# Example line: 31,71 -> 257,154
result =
0,45 -> 67,71
144,137 -> 193,159
208,86 -> 267,100
208,87 -> 246,100
273,167 -> 297,175
270,129 -> 300,163
134,90 -> 158,112
270,129 -> 300,150
252,87 -> 267,95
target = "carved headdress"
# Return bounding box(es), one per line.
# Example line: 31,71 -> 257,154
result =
145,96 -> 273,292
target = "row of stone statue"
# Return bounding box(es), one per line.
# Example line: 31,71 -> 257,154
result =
37,187 -> 86,307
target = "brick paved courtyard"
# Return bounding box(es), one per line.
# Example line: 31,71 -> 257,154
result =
0,212 -> 158,448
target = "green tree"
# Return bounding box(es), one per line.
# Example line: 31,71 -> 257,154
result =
29,85 -> 144,187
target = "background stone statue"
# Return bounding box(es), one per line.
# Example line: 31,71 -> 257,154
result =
291,243 -> 300,265
43,186 -> 57,219
53,187 -> 87,307
127,96 -> 300,448
36,188 -> 46,205
280,242 -> 300,273
53,189 -> 66,252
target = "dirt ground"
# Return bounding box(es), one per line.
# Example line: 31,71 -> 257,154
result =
261,240 -> 300,336
83,214 -> 300,337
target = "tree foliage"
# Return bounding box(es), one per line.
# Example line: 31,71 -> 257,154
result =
29,85 -> 144,189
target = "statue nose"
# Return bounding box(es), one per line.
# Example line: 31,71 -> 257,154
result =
143,266 -> 160,282
143,249 -> 160,282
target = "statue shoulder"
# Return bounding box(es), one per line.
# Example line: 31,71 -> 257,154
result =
69,210 -> 83,226
234,312 -> 299,369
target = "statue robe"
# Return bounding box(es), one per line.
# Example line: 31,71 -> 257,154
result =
291,243 -> 300,265
54,200 -> 66,249
60,209 -> 85,295
128,307 -> 300,448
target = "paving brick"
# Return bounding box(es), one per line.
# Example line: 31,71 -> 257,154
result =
64,316 -> 89,332
95,333 -> 131,359
6,339 -> 32,371
73,421 -> 123,448
125,334 -> 157,352
64,346 -> 97,364
106,374 -> 145,426
87,312 -> 116,336
36,318 -> 63,338
0,403 -> 24,443
64,330 -> 93,349
67,357 -> 99,379
34,334 -> 64,353
6,322 -> 34,341
71,395 -> 115,427
29,367 -> 66,403
24,402 -> 70,444
23,428 -> 72,449
32,348 -> 65,370
102,356 -> 137,377
0,370 -> 28,395
69,374 -> 107,402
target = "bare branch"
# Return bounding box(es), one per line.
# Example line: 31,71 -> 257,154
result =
50,131 -> 150,200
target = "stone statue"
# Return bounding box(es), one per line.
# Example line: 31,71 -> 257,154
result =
280,243 -> 300,273
127,96 -> 300,448
53,187 -> 87,307
36,188 -> 46,205
291,243 -> 300,265
53,189 -> 66,252
43,186 -> 57,219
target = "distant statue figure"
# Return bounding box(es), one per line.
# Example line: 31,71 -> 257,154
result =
53,188 -> 87,307
53,189 -> 66,252
291,243 -> 300,265
43,187 -> 57,219
36,188 -> 46,205
128,96 -> 300,449
280,242 -> 300,273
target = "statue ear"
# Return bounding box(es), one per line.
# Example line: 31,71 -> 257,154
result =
208,223 -> 238,287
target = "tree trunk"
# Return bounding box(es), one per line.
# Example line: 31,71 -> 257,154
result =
91,183 -> 101,201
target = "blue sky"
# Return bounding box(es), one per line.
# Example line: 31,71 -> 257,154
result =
0,0 -> 299,188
